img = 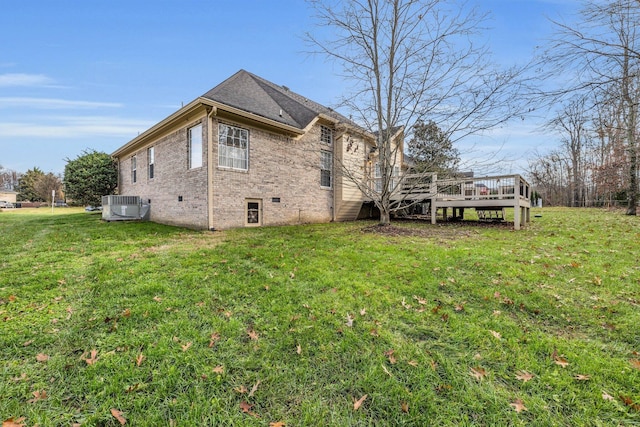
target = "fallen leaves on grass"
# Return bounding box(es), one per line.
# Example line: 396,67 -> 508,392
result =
515,371 -> 534,383
36,353 -> 49,362
240,401 -> 259,418
269,422 -> 286,427
489,330 -> 502,340
360,308 -> 366,316
247,329 -> 259,341
83,350 -> 98,365
510,399 -> 528,413
401,401 -> 409,413
213,365 -> 224,374
152,296 -> 162,302
135,353 -> 145,367
11,373 -> 28,382
27,390 -> 47,403
381,364 -> 393,377
384,349 -> 396,364
345,313 -> 354,327
602,391 -> 615,401
629,359 -> 640,370
2,417 -> 25,427
353,394 -> 367,411
575,374 -> 591,381
248,380 -> 261,397
110,408 -> 127,425
552,350 -> 569,368
181,342 -> 192,352
620,395 -> 640,412
235,385 -> 248,394
296,344 -> 302,355
470,367 -> 487,380
407,360 -> 418,367
209,332 -> 220,348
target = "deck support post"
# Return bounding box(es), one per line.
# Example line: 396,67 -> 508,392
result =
514,199 -> 521,230
431,199 -> 437,225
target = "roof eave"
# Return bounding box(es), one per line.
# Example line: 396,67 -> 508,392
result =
112,99 -> 205,158
201,98 -> 305,136
112,97 -> 306,158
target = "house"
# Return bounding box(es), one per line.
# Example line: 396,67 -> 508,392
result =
112,70 -> 402,230
0,190 -> 18,205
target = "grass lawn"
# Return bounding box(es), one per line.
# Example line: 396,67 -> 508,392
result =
1,207 -> 639,426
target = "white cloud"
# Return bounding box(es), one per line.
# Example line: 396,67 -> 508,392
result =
0,73 -> 56,87
0,97 -> 122,109
0,116 -> 154,138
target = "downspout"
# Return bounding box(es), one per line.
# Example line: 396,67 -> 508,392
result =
207,106 -> 217,230
332,134 -> 339,222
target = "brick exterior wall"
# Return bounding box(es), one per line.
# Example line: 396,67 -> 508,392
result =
117,117 -> 209,229
116,114 -> 354,230
210,117 -> 334,229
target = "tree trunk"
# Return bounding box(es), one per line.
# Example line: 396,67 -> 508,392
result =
623,46 -> 638,215
379,208 -> 391,226
626,141 -> 637,215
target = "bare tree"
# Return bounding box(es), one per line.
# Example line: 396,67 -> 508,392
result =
546,97 -> 592,207
34,173 -> 63,206
306,0 -> 532,225
543,0 -> 640,214
0,165 -> 20,191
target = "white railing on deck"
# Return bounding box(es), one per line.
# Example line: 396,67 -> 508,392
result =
370,173 -> 530,203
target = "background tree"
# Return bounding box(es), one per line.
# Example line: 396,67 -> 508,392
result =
406,120 -> 460,175
0,165 -> 20,191
17,167 -> 45,202
307,0 -> 532,225
64,150 -> 118,206
545,97 -> 591,207
34,173 -> 63,205
542,0 -> 640,214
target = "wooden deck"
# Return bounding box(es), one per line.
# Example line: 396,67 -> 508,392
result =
384,173 -> 532,229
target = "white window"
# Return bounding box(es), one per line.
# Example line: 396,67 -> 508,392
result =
320,125 -> 333,144
131,155 -> 137,183
147,146 -> 155,179
188,124 -> 203,169
219,124 -> 249,170
320,151 -> 332,188
374,163 -> 399,192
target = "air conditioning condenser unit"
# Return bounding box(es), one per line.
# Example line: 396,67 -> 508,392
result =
101,195 -> 150,221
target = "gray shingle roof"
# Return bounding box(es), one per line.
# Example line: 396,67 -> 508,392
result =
202,70 -> 357,130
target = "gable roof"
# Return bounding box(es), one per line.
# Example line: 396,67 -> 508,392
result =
113,70 -> 369,158
202,70 -> 356,130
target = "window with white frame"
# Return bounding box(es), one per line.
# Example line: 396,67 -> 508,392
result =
320,125 -> 333,144
131,155 -> 137,183
320,150 -> 332,188
147,146 -> 155,179
374,162 -> 399,192
218,123 -> 249,170
188,124 -> 203,169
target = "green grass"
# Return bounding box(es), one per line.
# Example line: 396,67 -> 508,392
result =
1,207 -> 639,426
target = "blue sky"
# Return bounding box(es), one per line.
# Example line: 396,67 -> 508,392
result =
0,0 -> 578,175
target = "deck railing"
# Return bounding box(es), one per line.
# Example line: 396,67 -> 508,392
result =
433,174 -> 530,202
370,173 -> 531,204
